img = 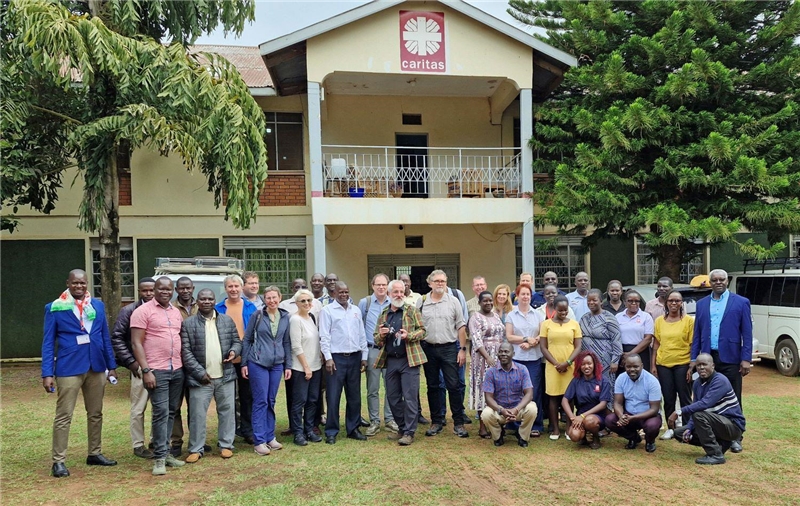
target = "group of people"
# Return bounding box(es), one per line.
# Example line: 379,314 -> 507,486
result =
41,266 -> 752,478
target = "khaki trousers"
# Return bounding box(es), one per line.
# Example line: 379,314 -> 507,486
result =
129,371 -> 150,449
52,371 -> 106,463
481,402 -> 538,442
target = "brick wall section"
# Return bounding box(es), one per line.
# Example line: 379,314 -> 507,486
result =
222,174 -> 306,206
259,174 -> 306,206
119,170 -> 132,206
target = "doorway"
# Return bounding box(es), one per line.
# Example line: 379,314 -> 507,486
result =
396,133 -> 428,198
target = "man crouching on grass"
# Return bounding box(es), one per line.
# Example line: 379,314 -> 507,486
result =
672,353 -> 745,465
180,289 -> 241,463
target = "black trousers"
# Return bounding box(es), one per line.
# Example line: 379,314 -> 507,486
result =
290,369 -> 321,436
656,363 -> 692,425
710,351 -> 743,407
284,376 -> 294,432
325,353 -> 362,437
385,356 -> 421,436
234,363 -> 253,438
421,342 -> 467,425
675,411 -> 742,456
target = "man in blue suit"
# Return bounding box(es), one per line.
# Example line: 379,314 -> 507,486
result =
42,269 -> 118,478
691,268 -> 752,453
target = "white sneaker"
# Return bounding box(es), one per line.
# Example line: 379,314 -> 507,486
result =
660,429 -> 674,440
266,438 -> 283,450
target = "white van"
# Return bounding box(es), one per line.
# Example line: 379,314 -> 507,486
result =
729,263 -> 800,377
154,257 -> 244,302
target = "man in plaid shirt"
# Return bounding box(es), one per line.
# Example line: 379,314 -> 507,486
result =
373,280 -> 427,446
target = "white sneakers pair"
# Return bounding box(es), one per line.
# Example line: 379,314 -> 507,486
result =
254,438 -> 283,456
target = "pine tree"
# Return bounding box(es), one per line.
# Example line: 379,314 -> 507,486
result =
509,0 -> 800,278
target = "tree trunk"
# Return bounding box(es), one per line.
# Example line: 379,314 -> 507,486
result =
99,152 -> 121,330
656,244 -> 683,283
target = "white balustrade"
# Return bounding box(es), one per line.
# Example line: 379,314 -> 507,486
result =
322,145 -> 522,198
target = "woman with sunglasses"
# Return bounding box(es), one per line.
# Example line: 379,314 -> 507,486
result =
287,289 -> 323,446
615,290 -> 654,373
652,289 -> 694,440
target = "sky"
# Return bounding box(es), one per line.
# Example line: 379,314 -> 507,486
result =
195,1 -> 535,47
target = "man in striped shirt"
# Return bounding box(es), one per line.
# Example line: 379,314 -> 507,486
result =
671,353 -> 745,465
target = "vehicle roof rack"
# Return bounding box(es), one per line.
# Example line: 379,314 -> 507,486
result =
742,257 -> 800,274
154,257 -> 244,275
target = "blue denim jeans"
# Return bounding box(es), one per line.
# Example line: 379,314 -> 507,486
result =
248,362 -> 284,445
147,368 -> 185,459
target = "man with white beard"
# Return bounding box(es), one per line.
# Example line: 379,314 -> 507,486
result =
373,280 -> 427,446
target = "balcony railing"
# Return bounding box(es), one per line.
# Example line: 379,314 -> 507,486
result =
322,145 -> 521,198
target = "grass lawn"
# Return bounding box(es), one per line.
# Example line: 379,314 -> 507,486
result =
1,361 -> 798,505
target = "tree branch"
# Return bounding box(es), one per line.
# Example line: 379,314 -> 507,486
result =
29,105 -> 82,125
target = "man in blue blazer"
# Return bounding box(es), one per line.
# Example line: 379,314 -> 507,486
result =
691,268 -> 752,453
42,269 -> 118,478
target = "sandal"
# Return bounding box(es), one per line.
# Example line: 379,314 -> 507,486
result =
530,430 -> 541,438
479,432 -> 492,439
549,434 -> 560,440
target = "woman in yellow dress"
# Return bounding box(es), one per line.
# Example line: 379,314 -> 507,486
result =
539,295 -> 583,440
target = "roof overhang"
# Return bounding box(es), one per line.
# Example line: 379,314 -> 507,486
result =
259,0 -> 576,99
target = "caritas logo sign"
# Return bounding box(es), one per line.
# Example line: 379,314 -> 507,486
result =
400,11 -> 446,73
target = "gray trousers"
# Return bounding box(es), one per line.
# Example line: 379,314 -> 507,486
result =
188,378 -> 236,454
147,368 -> 184,459
367,346 -> 393,423
384,356 -> 420,436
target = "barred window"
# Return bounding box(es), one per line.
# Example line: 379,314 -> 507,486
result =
224,237 -> 306,297
91,238 -> 135,300
532,237 -> 586,286
636,240 -> 704,284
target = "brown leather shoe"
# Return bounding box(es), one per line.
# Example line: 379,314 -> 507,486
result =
219,448 -> 233,459
185,452 -> 202,464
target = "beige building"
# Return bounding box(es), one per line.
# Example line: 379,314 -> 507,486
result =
1,0 -> 576,357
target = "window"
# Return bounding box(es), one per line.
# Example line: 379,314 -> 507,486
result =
224,237 -> 306,297
264,112 -> 303,171
91,237 -> 135,300
636,240 -> 704,284
791,234 -> 799,258
779,277 -> 799,308
524,236 -> 586,285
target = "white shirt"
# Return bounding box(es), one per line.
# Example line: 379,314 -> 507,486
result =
319,300 -> 368,361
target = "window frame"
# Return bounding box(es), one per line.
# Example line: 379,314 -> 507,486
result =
264,112 -> 304,173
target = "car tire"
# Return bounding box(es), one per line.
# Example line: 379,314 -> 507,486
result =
774,339 -> 799,377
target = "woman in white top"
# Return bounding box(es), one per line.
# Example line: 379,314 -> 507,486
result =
288,289 -> 323,446
505,284 -> 546,437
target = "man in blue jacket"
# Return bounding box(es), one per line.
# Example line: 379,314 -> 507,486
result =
691,268 -> 752,453
671,353 -> 745,465
42,269 -> 118,478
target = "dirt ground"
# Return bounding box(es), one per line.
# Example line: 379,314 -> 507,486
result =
1,360 -> 798,505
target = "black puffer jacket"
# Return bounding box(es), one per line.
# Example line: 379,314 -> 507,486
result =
180,310 -> 241,387
111,299 -> 144,368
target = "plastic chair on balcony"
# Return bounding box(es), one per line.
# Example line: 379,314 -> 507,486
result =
328,158 -> 349,196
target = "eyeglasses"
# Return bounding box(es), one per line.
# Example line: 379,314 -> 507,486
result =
667,299 -> 683,304
431,279 -> 447,284
297,299 -> 312,304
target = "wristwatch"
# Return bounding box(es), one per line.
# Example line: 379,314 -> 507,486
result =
460,346 -> 467,351
141,367 -> 152,374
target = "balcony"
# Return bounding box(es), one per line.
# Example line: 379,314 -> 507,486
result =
322,145 -> 521,199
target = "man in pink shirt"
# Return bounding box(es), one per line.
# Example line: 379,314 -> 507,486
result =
131,276 -> 187,476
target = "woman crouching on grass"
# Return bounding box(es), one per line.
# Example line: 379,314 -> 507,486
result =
561,350 -> 612,449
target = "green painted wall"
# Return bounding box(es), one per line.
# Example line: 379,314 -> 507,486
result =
1,240 -> 85,358
590,237 -> 635,289
709,233 -> 790,273
136,238 -> 220,279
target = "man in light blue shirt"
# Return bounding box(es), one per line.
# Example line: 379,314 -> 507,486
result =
319,282 -> 368,444
565,271 -> 590,320
605,354 -> 662,452
358,274 -> 396,436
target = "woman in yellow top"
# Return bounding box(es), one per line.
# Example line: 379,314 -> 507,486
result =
651,289 -> 694,440
539,295 -> 582,440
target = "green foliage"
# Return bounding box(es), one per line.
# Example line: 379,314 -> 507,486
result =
511,0 -> 800,275
1,0 -> 266,231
